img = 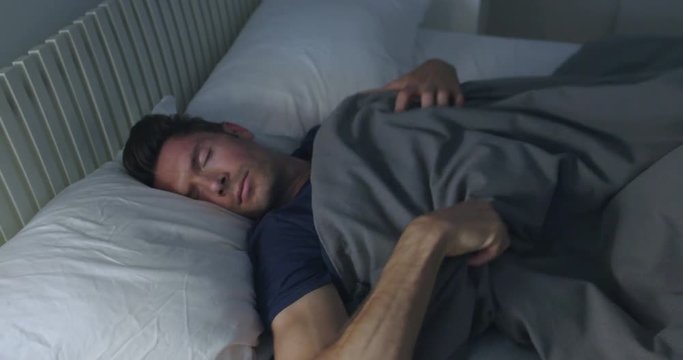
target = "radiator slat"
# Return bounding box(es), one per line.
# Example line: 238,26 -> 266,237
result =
190,0 -> 213,79
131,0 -> 172,101
223,0 -> 239,45
8,58 -> 68,194
210,0 -> 228,57
239,0 -> 249,26
228,1 -> 242,39
75,17 -> 126,153
0,73 -> 57,206
0,83 -> 43,216
179,0 -> 209,88
0,133 -> 27,236
169,0 -> 200,93
36,41 -> 98,175
90,6 -> 143,130
144,0 -> 186,106
117,0 -> 161,111
216,0 -> 234,51
57,27 -> 117,161
22,52 -> 84,184
200,0 -> 220,66
0,169 -> 19,240
102,3 -> 152,117
157,0 -> 193,104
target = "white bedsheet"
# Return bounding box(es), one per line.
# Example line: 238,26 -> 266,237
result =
416,29 -> 581,81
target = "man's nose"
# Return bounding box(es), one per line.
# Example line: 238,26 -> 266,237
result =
199,174 -> 227,196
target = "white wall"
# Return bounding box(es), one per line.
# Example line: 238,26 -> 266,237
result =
423,0 -> 486,33
615,0 -> 683,36
486,0 -> 620,43
485,0 -> 683,43
0,0 -> 104,68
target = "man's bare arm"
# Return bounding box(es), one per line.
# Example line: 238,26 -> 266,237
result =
273,200 -> 508,360
317,221 -> 446,359
272,285 -> 348,360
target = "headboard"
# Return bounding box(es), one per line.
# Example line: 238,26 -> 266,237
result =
0,0 -> 261,244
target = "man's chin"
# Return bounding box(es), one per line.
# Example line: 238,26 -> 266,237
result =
234,201 -> 269,220
242,209 -> 267,221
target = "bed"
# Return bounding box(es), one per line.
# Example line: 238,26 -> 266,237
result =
1,0 -> 679,359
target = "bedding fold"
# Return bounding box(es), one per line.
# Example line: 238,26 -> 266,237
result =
311,37 -> 683,359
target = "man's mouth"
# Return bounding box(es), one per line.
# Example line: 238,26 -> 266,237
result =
237,171 -> 249,205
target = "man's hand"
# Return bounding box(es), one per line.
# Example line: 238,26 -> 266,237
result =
383,58 -> 465,112
409,200 -> 509,266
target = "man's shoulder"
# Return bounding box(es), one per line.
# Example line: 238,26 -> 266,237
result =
257,182 -> 312,227
248,182 -> 315,256
247,182 -> 330,326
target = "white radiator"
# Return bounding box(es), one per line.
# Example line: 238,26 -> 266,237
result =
0,0 -> 260,243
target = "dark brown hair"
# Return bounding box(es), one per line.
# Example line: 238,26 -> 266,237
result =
122,114 -> 224,187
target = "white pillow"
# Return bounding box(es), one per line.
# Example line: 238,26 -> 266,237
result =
0,162 -> 262,359
186,0 -> 431,153
151,95 -> 177,115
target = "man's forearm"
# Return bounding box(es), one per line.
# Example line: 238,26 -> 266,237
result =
318,223 -> 445,360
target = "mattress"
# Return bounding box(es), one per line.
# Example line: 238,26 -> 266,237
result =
416,29 -> 581,81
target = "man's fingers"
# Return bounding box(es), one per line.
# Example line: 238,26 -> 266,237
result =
394,88 -> 414,112
467,242 -> 502,266
455,92 -> 465,107
500,233 -> 511,253
421,90 -> 435,108
395,86 -> 460,112
467,230 -> 509,266
383,79 -> 402,91
436,90 -> 450,107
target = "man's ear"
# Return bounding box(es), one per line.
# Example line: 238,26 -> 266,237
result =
222,122 -> 254,140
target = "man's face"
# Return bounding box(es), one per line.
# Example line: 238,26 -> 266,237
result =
154,126 -> 278,219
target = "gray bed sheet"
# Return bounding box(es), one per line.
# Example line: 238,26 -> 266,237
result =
468,328 -> 538,360
311,36 -> 683,359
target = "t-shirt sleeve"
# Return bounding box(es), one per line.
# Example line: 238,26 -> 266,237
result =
249,214 -> 332,326
290,125 -> 320,160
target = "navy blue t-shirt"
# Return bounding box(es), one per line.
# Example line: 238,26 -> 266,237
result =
248,127 -> 345,326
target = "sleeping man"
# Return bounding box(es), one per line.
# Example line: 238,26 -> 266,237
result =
123,59 -> 509,359
123,40 -> 683,360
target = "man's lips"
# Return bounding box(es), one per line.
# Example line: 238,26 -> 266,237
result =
237,171 -> 249,204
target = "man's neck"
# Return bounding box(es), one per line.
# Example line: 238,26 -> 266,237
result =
280,155 -> 311,204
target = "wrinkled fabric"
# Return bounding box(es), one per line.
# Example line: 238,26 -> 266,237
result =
311,38 -> 683,359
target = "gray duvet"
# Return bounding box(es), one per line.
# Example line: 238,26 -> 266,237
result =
311,37 -> 683,359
